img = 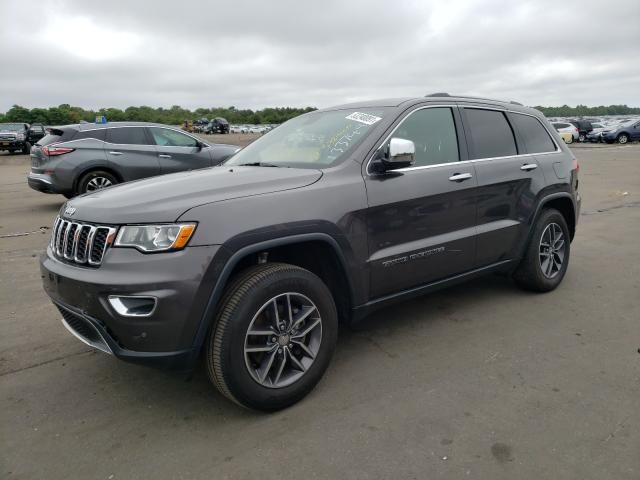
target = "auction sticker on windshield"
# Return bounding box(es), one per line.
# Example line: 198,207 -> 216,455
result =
345,112 -> 382,125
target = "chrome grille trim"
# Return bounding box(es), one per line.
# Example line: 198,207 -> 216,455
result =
50,216 -> 117,267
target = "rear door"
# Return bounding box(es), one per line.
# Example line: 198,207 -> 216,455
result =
364,105 -> 478,299
148,127 -> 213,174
459,106 -> 547,267
104,127 -> 160,181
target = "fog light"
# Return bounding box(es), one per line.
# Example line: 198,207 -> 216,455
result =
108,295 -> 157,317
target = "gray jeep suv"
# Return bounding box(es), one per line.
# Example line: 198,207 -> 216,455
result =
40,95 -> 581,410
27,122 -> 239,198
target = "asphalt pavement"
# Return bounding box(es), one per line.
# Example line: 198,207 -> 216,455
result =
1,142 -> 638,479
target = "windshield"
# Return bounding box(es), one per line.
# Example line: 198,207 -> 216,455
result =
225,108 -> 389,169
0,123 -> 24,131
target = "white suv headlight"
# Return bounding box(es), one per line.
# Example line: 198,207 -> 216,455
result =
114,223 -> 196,252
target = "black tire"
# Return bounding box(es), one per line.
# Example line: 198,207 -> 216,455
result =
63,192 -> 75,199
617,133 -> 629,145
206,263 -> 338,411
513,208 -> 570,293
22,142 -> 32,154
77,170 -> 118,195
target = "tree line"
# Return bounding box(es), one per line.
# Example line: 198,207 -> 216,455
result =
0,104 -> 317,126
1,103 -> 638,126
533,104 -> 640,117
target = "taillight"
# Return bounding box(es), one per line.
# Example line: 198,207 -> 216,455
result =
572,158 -> 579,173
42,145 -> 75,156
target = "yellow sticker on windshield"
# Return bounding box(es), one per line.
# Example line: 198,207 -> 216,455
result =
345,112 -> 382,125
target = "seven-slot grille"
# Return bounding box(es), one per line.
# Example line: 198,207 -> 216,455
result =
50,216 -> 117,266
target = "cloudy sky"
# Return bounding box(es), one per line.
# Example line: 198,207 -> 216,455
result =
3,0 -> 639,112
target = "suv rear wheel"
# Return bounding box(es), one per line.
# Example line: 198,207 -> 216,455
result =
77,170 -> 118,195
513,208 -> 570,292
206,263 -> 338,411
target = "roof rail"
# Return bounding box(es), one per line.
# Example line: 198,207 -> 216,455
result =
425,92 -> 450,97
510,100 -> 523,106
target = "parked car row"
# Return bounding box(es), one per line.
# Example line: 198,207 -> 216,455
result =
549,116 -> 640,144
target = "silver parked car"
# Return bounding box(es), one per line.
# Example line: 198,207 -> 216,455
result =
27,122 -> 239,198
551,122 -> 579,141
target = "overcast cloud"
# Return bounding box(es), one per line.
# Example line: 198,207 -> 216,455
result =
2,0 -> 639,111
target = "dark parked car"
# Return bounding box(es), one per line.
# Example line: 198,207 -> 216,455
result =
40,95 -> 580,410
601,119 -> 640,144
205,117 -> 230,134
27,122 -> 240,198
568,119 -> 593,142
0,122 -> 46,154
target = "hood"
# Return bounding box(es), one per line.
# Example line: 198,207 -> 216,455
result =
66,166 -> 322,224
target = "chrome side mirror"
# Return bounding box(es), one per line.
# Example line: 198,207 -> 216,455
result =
370,137 -> 416,173
388,138 -> 416,166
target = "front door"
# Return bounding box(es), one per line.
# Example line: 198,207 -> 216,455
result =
148,127 -> 213,174
365,106 -> 478,299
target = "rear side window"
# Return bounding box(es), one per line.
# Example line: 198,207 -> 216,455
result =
510,113 -> 556,154
37,129 -> 75,146
74,129 -> 107,141
391,107 -> 459,167
106,127 -> 150,145
464,109 -> 517,159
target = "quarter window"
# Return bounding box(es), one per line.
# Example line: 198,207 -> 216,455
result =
149,127 -> 198,147
390,107 -> 459,167
510,113 -> 556,154
464,109 -> 517,159
106,127 -> 149,145
74,129 -> 107,141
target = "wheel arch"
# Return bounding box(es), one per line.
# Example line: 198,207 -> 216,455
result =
515,192 -> 576,261
192,233 -> 356,353
73,165 -> 123,193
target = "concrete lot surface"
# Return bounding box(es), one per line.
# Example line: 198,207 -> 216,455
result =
1,142 -> 639,479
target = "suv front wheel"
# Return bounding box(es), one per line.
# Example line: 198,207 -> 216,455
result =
513,208 -> 570,292
206,263 -> 338,411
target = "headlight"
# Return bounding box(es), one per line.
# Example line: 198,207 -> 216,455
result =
114,223 -> 196,252
16,133 -> 25,140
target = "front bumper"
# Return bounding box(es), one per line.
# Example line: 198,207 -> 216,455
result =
0,140 -> 24,150
40,243 -> 222,369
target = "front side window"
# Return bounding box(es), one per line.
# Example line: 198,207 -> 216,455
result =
225,108 -> 390,169
510,113 -> 556,154
149,127 -> 198,147
465,109 -> 517,159
390,107 -> 459,167
106,127 -> 149,145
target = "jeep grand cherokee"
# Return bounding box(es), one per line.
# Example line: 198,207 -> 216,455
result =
40,94 -> 580,410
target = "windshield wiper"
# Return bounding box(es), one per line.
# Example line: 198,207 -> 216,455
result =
237,162 -> 282,167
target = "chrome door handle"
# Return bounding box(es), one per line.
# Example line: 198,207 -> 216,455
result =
158,154 -> 172,158
520,163 -> 538,171
108,151 -> 123,155
449,172 -> 473,182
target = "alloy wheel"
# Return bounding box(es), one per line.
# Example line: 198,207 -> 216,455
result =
86,176 -> 113,191
244,292 -> 322,389
539,222 -> 565,279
